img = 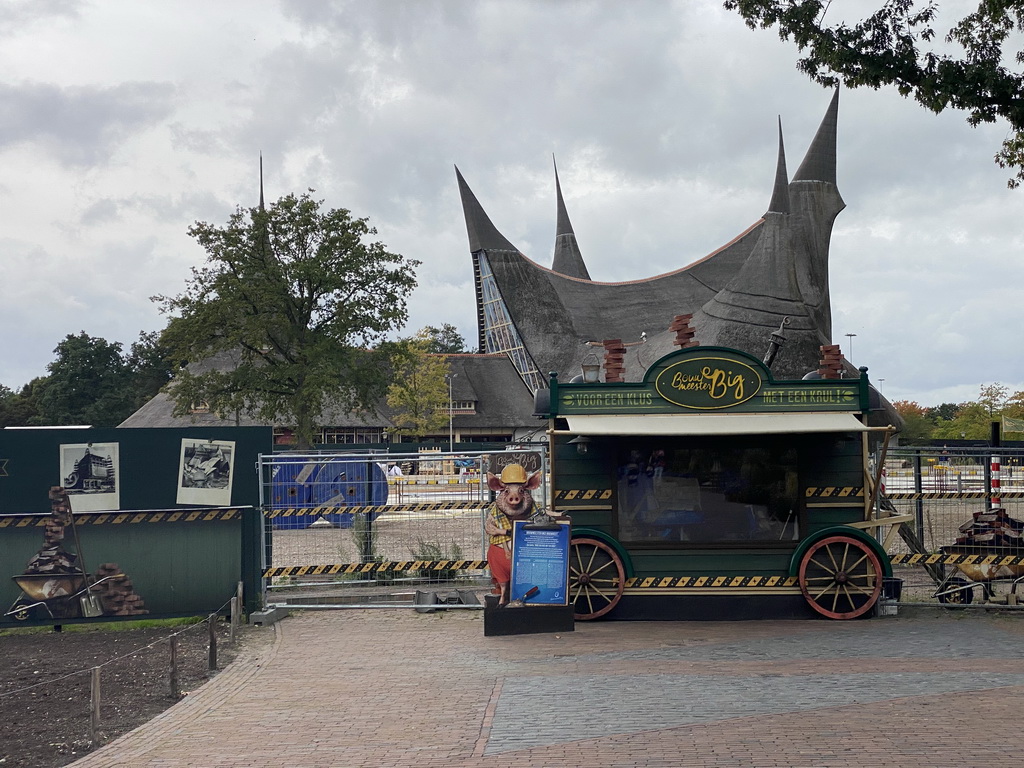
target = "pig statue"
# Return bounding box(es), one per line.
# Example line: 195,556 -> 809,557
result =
484,463 -> 541,605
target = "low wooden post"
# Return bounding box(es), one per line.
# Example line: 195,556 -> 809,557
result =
229,597 -> 238,644
208,614 -> 218,671
168,635 -> 179,699
90,666 -> 101,747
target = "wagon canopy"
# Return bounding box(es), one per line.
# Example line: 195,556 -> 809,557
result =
563,412 -> 869,436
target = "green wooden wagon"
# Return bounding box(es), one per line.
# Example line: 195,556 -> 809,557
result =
535,346 -> 901,621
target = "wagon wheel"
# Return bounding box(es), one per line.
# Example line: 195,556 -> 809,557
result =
798,535 -> 883,619
569,537 -> 625,620
937,576 -> 974,605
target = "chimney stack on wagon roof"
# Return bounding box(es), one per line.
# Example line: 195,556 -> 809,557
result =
602,339 -> 627,383
817,344 -> 844,379
669,314 -> 698,349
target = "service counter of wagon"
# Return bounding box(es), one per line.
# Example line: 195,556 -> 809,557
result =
536,346 -> 895,621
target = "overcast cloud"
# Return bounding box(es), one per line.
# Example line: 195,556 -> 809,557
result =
1,0 -> 1021,408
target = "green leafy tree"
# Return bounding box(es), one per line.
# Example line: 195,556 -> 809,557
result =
932,401 -> 991,440
891,399 -> 934,444
126,330 -> 175,411
421,323 -> 468,354
725,0 -> 1024,186
0,382 -> 41,427
930,382 -> 1020,440
926,402 -> 961,422
34,332 -> 136,427
155,191 -> 419,448
977,382 -> 1009,415
1004,389 -> 1024,417
386,333 -> 451,440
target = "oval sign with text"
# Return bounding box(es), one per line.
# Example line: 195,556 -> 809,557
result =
654,356 -> 763,410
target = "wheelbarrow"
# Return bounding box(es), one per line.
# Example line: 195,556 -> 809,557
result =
934,545 -> 1024,605
6,573 -> 101,621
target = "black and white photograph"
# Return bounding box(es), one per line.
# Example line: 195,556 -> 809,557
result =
59,442 -> 119,512
176,438 -> 235,506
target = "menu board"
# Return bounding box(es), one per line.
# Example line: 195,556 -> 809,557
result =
509,521 -> 570,605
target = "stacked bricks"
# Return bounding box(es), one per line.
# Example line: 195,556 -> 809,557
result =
24,487 -> 81,576
669,314 -> 698,348
92,563 -> 149,616
818,344 -> 844,379
45,486 -> 72,544
602,339 -> 626,383
956,507 -> 1024,547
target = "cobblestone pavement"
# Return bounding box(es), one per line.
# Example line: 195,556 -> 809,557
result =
69,609 -> 1024,767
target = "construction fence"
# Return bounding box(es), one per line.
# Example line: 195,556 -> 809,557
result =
878,447 -> 1024,554
256,448 -> 547,608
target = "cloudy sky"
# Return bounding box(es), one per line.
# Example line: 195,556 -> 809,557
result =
2,0 -> 1021,407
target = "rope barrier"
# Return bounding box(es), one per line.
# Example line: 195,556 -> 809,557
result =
0,593 -> 236,700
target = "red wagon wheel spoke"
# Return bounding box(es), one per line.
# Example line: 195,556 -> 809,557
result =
798,535 -> 883,620
569,537 -> 625,620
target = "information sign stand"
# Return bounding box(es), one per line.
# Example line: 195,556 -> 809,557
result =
483,519 -> 575,637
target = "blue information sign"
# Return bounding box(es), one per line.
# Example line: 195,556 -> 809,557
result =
509,521 -> 570,605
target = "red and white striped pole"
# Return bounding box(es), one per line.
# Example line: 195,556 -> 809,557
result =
991,454 -> 1002,510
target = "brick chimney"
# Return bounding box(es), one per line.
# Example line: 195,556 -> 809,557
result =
602,339 -> 626,383
669,314 -> 698,348
818,344 -> 844,379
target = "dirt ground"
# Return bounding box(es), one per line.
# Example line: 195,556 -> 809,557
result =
0,619 -> 274,768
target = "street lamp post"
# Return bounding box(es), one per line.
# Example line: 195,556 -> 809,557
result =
447,373 -> 457,452
844,333 -> 857,362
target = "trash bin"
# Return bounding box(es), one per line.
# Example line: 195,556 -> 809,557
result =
882,577 -> 903,601
876,577 -> 903,617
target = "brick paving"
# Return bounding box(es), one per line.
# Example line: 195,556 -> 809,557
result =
69,610 -> 1024,767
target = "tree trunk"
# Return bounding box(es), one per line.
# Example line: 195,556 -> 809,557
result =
294,406 -> 315,450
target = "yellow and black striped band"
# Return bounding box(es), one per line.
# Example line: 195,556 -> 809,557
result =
263,559 -> 489,578
0,508 -> 244,527
554,489 -> 613,501
265,502 -> 487,518
890,552 -> 1024,567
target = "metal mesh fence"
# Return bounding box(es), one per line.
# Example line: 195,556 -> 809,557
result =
257,448 -> 547,605
879,447 -> 1024,554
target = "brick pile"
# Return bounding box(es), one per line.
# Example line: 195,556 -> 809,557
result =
955,507 -> 1024,547
92,563 -> 149,616
23,486 -> 81,576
